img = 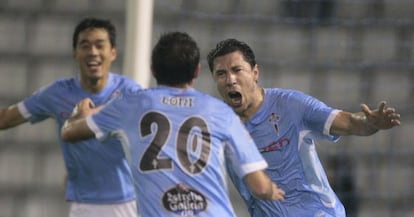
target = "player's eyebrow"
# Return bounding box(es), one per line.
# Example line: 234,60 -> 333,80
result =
78,39 -> 107,45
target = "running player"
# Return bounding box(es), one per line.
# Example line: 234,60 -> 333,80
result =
207,38 -> 400,217
0,17 -> 140,217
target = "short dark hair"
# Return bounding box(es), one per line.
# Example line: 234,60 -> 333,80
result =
72,17 -> 116,49
151,32 -> 200,86
207,39 -> 256,72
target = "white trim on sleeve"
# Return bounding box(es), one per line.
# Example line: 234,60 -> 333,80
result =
85,116 -> 104,140
240,160 -> 268,178
17,102 -> 31,119
323,109 -> 341,136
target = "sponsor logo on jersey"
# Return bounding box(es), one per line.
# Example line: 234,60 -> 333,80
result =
162,183 -> 207,216
259,138 -> 290,153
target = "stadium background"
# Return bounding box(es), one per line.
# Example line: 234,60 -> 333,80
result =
0,0 -> 413,216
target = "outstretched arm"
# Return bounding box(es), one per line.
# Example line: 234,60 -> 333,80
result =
61,98 -> 102,142
243,170 -> 285,200
330,101 -> 401,136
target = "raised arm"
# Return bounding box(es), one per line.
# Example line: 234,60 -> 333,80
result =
243,170 -> 285,200
61,98 -> 101,143
0,104 -> 27,130
330,101 -> 401,136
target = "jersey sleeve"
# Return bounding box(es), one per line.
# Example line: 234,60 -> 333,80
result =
225,155 -> 255,206
86,95 -> 127,141
123,76 -> 142,92
224,111 -> 268,179
86,76 -> 141,139
19,83 -> 56,123
295,91 -> 340,141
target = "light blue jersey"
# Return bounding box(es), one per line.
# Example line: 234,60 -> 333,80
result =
226,88 -> 346,217
87,86 -> 268,217
18,73 -> 140,204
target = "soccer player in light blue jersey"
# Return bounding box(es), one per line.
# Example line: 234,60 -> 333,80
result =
60,32 -> 286,217
207,39 -> 401,217
0,18 -> 140,217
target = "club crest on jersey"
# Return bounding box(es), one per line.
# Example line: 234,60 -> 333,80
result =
162,183 -> 207,216
111,90 -> 122,100
268,112 -> 280,134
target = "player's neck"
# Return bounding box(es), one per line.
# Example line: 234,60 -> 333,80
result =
163,80 -> 194,89
81,76 -> 108,94
239,87 -> 264,122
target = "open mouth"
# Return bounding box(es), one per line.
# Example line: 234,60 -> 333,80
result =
228,91 -> 242,106
87,60 -> 101,71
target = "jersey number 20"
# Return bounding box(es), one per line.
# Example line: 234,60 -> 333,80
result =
139,111 -> 211,174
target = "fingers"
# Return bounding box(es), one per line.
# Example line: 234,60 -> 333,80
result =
362,101 -> 391,117
384,106 -> 401,126
364,101 -> 401,128
274,189 -> 285,200
384,107 -> 396,115
391,118 -> 401,126
362,101 -> 387,113
380,101 -> 401,126
360,103 -> 371,117
271,183 -> 285,200
72,98 -> 95,117
377,101 -> 386,114
88,100 -> 96,108
385,107 -> 395,114
78,98 -> 94,108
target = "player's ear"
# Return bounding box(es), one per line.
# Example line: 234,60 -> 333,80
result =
111,47 -> 117,61
253,64 -> 260,83
151,64 -> 159,83
151,65 -> 156,77
193,63 -> 201,79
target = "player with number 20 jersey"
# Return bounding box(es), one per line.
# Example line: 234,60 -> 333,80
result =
86,86 -> 268,217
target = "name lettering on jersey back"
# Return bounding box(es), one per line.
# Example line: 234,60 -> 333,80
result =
162,96 -> 194,107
